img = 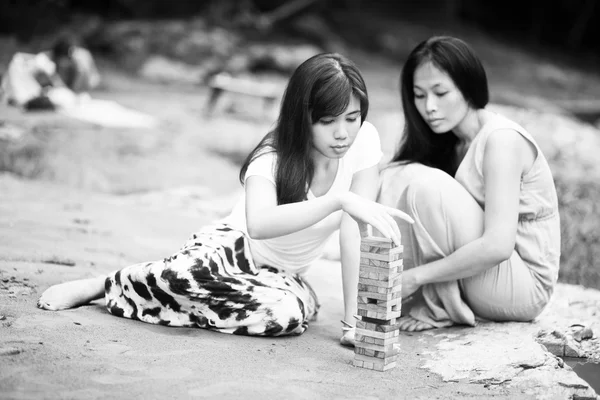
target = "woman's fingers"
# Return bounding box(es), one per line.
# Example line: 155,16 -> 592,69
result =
358,221 -> 371,237
382,212 -> 402,245
369,214 -> 401,247
388,207 -> 414,224
370,220 -> 398,246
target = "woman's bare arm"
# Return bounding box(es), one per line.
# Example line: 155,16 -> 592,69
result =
405,129 -> 535,293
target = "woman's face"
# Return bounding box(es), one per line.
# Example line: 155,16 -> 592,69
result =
311,94 -> 362,160
413,61 -> 470,134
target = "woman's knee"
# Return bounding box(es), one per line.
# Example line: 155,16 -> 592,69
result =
404,169 -> 457,214
404,169 -> 484,247
266,292 -> 308,333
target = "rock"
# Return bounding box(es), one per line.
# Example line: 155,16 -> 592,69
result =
573,326 -> 595,342
420,283 -> 600,398
509,364 -> 598,400
226,43 -> 322,75
139,56 -> 206,84
539,335 -> 565,356
552,329 -> 567,339
0,347 -> 23,356
0,121 -> 26,142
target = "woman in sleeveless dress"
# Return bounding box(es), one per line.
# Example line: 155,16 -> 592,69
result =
378,36 -> 561,331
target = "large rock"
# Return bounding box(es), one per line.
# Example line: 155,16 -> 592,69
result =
420,283 -> 599,399
138,55 -> 207,84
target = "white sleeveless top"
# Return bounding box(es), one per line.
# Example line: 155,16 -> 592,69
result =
222,121 -> 383,275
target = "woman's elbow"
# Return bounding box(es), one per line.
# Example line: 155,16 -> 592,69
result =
483,237 -> 515,264
245,218 -> 263,240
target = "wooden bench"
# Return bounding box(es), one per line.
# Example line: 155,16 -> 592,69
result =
204,73 -> 280,117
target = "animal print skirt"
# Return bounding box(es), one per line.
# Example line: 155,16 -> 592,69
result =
104,223 -> 320,336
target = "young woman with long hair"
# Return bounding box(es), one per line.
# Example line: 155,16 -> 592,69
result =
378,36 -> 561,332
38,53 -> 413,345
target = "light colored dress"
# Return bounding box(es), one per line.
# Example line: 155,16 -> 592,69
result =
378,112 -> 561,327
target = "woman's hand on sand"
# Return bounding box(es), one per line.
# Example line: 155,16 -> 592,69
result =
340,192 -> 414,246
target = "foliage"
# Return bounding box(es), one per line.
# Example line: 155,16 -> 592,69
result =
0,0 -> 599,53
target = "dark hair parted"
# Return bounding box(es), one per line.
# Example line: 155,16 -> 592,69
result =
392,36 -> 489,176
239,53 -> 369,205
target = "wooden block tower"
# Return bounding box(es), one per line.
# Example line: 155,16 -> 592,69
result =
353,236 -> 403,371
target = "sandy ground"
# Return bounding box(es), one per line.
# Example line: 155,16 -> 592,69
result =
0,173 -> 537,400
1,51 -> 597,399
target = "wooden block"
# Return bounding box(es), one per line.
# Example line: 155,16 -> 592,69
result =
362,236 -> 394,247
357,296 -> 402,308
358,290 -> 402,301
357,298 -> 401,310
374,337 -> 397,346
354,353 -> 398,365
356,328 -> 399,340
357,335 -> 375,344
363,361 -> 375,370
355,341 -> 398,353
353,359 -> 364,368
356,320 -> 400,331
360,251 -> 403,262
358,270 -> 402,283
358,309 -> 401,320
360,258 -> 404,269
373,361 -> 397,371
354,346 -> 370,356
357,302 -> 401,314
358,264 -> 402,276
357,283 -> 376,293
359,284 -> 401,296
360,243 -> 404,255
358,276 -> 402,288
377,285 -> 402,295
359,269 -> 402,280
360,316 -> 401,327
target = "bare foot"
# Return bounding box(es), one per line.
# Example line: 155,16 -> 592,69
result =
37,276 -> 107,311
340,320 -> 355,348
397,316 -> 435,332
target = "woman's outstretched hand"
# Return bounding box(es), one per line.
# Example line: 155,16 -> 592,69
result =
340,192 -> 414,246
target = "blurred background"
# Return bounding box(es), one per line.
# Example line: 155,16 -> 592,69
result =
1,0 -> 599,289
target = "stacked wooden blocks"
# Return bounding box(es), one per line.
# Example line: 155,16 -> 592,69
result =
353,236 -> 403,371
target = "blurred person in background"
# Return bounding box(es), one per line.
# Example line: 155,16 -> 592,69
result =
1,35 -> 100,110
47,36 -> 100,94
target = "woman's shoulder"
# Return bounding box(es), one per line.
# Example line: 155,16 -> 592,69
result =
344,120 -> 383,171
482,111 -> 531,138
353,120 -> 380,147
245,148 -> 277,179
359,120 -> 378,136
351,121 -> 381,152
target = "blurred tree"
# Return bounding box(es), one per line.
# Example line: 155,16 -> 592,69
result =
567,0 -> 597,49
0,0 -> 598,54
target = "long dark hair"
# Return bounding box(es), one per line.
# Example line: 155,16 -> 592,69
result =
391,36 -> 489,176
240,53 -> 369,205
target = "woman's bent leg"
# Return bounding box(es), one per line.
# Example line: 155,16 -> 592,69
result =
397,167 -> 543,329
104,223 -> 319,336
398,168 -> 483,329
461,252 -> 549,322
